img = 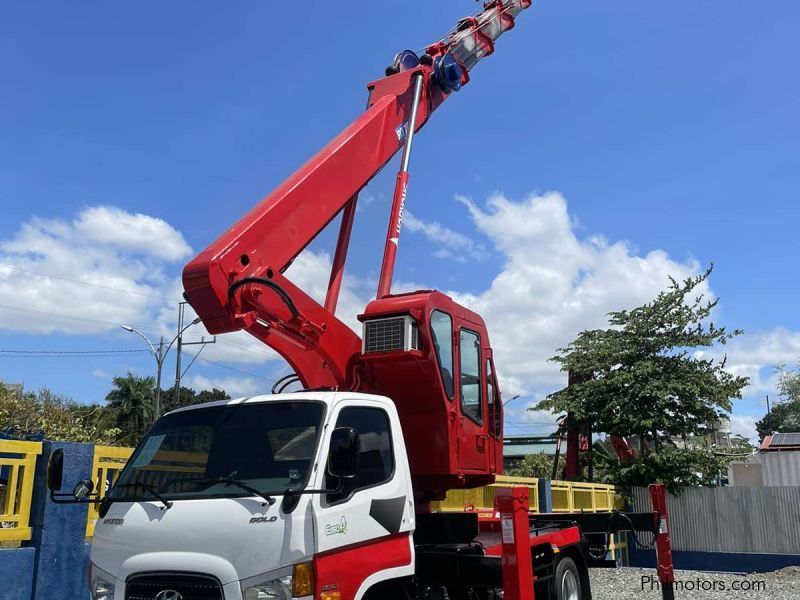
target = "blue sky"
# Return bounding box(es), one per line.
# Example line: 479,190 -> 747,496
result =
1,1 -> 799,441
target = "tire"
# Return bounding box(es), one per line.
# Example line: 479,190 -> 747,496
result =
553,557 -> 582,600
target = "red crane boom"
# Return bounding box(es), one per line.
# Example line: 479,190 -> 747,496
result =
183,1 -> 533,503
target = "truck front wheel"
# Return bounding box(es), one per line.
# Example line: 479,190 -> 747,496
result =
553,557 -> 582,600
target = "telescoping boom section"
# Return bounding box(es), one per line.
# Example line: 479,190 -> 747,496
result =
183,0 -> 533,503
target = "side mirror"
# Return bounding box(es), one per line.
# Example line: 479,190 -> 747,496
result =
328,427 -> 360,479
47,448 -> 64,491
72,479 -> 95,501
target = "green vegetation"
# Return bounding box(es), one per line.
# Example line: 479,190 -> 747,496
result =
505,452 -> 564,480
756,365 -> 800,440
538,267 -> 749,494
0,375 -> 230,447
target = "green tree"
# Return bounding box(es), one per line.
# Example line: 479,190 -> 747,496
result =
506,453 -> 564,480
0,385 -> 120,444
755,366 -> 800,441
105,373 -> 155,445
777,365 -> 800,401
159,386 -> 229,414
538,267 -> 749,494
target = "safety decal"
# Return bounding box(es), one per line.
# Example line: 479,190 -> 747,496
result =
369,496 -> 406,534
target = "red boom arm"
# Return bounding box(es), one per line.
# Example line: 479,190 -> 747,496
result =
183,1 -> 533,391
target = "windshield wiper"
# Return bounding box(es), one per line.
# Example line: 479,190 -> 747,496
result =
113,482 -> 173,510
161,475 -> 276,506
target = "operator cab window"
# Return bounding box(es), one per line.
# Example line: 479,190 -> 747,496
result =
430,310 -> 454,399
459,329 -> 483,423
487,359 -> 502,438
325,406 -> 394,505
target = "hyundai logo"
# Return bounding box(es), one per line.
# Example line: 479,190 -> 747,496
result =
155,590 -> 183,600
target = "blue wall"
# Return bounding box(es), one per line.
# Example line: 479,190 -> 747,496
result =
630,546 -> 800,574
0,547 -> 36,600
27,441 -> 93,600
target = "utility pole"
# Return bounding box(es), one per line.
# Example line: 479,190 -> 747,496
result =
766,394 -> 772,433
173,301 -> 215,407
154,336 -> 164,419
121,312 -> 203,422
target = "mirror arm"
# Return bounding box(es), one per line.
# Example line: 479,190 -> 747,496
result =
49,490 -> 102,504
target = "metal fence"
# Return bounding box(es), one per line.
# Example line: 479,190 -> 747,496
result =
551,480 -> 621,513
85,445 -> 134,537
0,439 -> 42,542
632,485 -> 800,554
433,476 -> 622,514
432,475 -> 541,512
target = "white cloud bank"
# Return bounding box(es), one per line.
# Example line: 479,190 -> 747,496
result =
448,191 -> 708,395
0,206 -> 191,334
3,197 -> 797,441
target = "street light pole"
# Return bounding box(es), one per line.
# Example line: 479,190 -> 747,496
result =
121,317 -> 201,421
154,336 -> 164,419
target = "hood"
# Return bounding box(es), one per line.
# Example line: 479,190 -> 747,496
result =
91,495 -> 314,585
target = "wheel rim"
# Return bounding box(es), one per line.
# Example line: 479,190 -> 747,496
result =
561,568 -> 579,600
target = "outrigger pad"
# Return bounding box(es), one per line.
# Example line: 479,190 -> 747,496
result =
414,512 -> 478,545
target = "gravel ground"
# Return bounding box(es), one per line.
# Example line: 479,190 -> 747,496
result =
589,566 -> 800,600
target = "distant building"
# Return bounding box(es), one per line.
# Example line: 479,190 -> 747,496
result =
728,432 -> 800,487
503,435 -> 558,470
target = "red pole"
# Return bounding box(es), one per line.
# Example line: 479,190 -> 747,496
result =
564,417 -> 579,480
325,195 -> 358,313
649,483 -> 675,600
376,72 -> 424,299
495,487 -> 535,600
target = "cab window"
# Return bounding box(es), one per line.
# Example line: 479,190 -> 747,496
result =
325,407 -> 394,505
430,310 -> 455,400
459,329 -> 483,423
487,359 -> 502,438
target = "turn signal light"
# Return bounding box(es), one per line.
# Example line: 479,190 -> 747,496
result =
292,562 -> 314,597
321,591 -> 342,600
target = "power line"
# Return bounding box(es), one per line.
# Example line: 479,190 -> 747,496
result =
0,349 -> 148,355
187,352 -> 277,383
0,302 -> 279,361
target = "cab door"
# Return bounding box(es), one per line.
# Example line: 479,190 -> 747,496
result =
312,399 -> 415,597
456,327 -> 490,472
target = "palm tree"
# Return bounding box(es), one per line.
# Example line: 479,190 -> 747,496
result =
105,373 -> 155,445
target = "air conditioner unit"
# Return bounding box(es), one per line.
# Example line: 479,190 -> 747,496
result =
362,315 -> 419,354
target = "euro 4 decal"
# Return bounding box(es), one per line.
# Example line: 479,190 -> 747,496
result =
325,516 -> 347,536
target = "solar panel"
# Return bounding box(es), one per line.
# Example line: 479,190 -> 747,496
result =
771,433 -> 800,447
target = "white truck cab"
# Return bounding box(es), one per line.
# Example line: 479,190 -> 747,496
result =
88,392 -> 416,600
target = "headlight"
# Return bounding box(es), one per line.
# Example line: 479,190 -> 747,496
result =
89,564 -> 116,600
241,562 -> 314,600
242,575 -> 292,600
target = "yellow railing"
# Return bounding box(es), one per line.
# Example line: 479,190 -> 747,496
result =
0,439 -> 42,542
432,475 -> 540,513
432,476 -> 622,515
550,480 -> 622,513
86,445 -> 134,537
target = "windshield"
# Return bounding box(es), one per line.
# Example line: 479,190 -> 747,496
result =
110,400 -> 325,501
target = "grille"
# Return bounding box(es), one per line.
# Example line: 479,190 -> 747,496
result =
126,573 -> 223,600
363,316 -> 418,353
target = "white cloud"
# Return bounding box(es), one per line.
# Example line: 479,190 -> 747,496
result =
90,368 -> 109,379
713,328 -> 800,397
0,206 -> 190,334
730,415 -> 759,441
404,210 -> 487,262
73,206 -> 192,261
449,191 -> 708,398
